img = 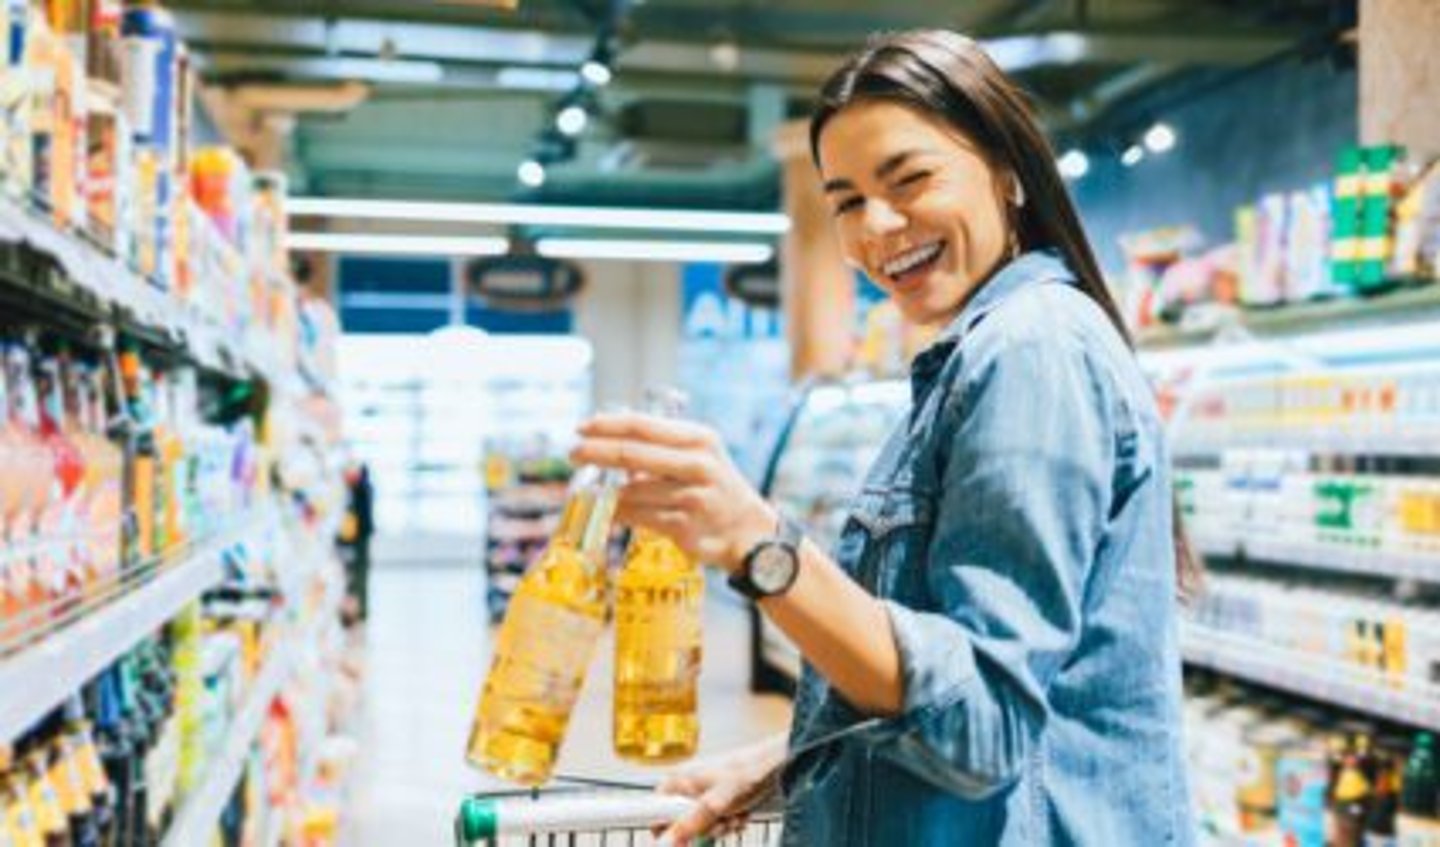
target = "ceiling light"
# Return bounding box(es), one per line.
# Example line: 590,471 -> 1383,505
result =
287,233 -> 509,256
287,197 -> 792,235
496,67 -> 579,92
1057,149 -> 1089,180
1121,144 -> 1145,167
535,238 -> 773,264
1143,122 -> 1177,154
580,60 -> 612,87
555,104 -> 588,137
246,57 -> 444,84
517,159 -> 546,188
709,40 -> 740,72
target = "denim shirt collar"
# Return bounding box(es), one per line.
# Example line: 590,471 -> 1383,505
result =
909,249 -> 1076,398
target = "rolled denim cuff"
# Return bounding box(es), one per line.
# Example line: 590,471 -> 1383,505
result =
882,599 -> 977,715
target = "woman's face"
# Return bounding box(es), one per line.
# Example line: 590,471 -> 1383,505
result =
816,99 -> 1014,327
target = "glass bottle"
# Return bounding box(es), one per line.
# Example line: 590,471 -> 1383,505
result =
465,463 -> 623,785
1330,754 -> 1371,847
1397,733 -> 1440,845
613,388 -> 704,764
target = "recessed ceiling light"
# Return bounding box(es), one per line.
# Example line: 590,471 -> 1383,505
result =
555,105 -> 588,137
1143,122 -> 1177,154
517,159 -> 546,188
1057,149 -> 1089,180
1121,144 -> 1145,167
580,60 -> 612,87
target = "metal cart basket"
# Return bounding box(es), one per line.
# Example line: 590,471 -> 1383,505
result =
454,782 -> 783,847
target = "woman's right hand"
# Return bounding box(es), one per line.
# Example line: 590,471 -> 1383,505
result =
656,735 -> 787,846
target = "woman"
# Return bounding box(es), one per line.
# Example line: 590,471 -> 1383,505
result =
573,29 -> 1195,846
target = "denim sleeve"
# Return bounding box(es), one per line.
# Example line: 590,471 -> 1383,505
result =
862,334 -> 1113,799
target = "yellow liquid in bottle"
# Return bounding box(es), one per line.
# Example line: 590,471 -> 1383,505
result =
466,482 -> 616,786
613,530 -> 703,764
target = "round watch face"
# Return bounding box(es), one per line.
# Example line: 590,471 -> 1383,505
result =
751,544 -> 796,593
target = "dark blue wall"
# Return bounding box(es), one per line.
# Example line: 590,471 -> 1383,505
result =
1072,58 -> 1357,278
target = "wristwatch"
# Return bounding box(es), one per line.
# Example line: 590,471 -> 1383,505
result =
727,513 -> 803,601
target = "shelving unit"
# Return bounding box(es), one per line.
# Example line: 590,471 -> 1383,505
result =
0,195 -> 285,386
162,558 -> 344,847
0,513 -> 268,742
1182,625 -> 1440,730
1137,284 -> 1440,352
1194,533 -> 1440,583
160,637 -> 295,847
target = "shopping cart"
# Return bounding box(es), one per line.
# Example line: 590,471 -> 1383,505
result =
453,780 -> 784,846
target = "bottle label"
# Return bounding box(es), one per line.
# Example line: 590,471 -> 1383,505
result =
494,590 -> 604,704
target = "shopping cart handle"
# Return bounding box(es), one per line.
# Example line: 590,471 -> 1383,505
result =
457,791 -> 698,841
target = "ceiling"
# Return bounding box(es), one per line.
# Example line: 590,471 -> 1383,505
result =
169,0 -> 1350,211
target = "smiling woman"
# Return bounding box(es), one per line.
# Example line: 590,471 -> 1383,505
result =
572,28 -> 1198,847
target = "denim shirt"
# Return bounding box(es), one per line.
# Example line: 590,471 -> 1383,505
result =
781,251 -> 1195,846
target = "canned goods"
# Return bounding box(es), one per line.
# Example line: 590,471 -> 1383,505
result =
1278,740 -> 1330,847
1239,722 -> 1298,833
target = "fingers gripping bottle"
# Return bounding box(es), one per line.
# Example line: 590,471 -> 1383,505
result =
466,464 -> 623,786
613,388 -> 704,764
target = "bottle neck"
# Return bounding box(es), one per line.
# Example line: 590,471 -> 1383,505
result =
559,466 -> 621,562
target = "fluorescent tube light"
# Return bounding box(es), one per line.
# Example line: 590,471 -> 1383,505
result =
286,197 -> 792,235
535,238 -> 773,264
496,67 -> 580,91
288,232 -> 509,256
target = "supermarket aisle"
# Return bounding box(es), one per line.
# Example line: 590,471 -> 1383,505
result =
344,538 -> 792,845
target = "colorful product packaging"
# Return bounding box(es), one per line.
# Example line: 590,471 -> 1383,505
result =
0,0 -> 32,199
1332,146 -> 1364,289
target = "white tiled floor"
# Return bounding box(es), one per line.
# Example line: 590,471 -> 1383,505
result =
343,537 -> 792,845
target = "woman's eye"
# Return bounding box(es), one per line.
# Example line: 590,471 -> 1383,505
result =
894,170 -> 930,190
834,196 -> 863,216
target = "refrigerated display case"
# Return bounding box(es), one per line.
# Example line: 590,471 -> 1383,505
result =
751,378 -> 910,694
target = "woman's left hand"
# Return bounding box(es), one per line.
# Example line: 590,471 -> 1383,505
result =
570,412 -> 776,573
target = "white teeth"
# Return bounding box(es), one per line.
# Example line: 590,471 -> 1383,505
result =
882,242 -> 943,278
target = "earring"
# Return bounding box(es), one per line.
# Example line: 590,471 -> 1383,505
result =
1013,182 -> 1026,209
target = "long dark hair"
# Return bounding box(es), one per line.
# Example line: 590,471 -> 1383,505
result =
808,29 -> 1200,596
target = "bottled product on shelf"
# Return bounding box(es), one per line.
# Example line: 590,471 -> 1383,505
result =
1182,673 -> 1440,847
613,388 -> 703,765
1125,143 -> 1440,333
467,465 -> 623,786
1172,360 -> 1440,577
1188,572 -> 1440,690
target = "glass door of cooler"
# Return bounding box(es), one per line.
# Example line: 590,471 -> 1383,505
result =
752,378 -> 910,694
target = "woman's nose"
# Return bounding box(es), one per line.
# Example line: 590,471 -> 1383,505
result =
862,199 -> 907,237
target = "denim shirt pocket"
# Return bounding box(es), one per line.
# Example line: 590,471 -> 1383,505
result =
846,486 -> 937,604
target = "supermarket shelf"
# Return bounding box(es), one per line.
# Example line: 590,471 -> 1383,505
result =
1181,625 -> 1440,730
1195,533 -> 1440,582
0,517 -> 263,743
163,560 -> 342,847
262,813 -> 285,847
161,636 -> 295,847
0,195 -> 280,385
1137,284 -> 1440,351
